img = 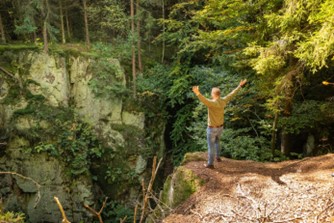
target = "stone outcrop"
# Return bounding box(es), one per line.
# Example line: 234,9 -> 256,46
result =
146,156 -> 203,223
0,50 -> 165,222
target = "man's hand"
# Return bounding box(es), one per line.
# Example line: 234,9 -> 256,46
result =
239,79 -> 247,87
192,86 -> 200,96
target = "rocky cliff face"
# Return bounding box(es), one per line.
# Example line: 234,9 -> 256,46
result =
0,50 -> 165,222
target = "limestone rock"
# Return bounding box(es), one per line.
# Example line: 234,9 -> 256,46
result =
0,98 -> 28,128
70,56 -> 124,125
96,122 -> 125,149
135,155 -> 147,174
0,80 -> 9,100
122,111 -> 145,129
28,53 -> 69,107
14,176 -> 38,193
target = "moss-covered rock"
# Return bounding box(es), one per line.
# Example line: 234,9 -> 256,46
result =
162,166 -> 202,208
146,165 -> 203,222
181,152 -> 207,165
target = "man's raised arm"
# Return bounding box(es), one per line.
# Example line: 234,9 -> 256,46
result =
223,79 -> 247,103
192,86 -> 218,108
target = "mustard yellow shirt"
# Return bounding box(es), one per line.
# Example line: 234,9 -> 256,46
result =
196,86 -> 241,126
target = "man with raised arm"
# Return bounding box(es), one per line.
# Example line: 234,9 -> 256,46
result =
192,79 -> 247,169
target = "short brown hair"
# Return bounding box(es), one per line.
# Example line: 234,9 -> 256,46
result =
212,87 -> 221,96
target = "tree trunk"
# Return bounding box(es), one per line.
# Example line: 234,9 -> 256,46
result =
136,0 -> 143,73
82,0 -> 90,47
281,133 -> 293,155
59,0 -> 66,44
43,0 -> 51,53
65,8 -> 71,40
33,31 -> 37,43
0,13 -> 6,43
43,21 -> 48,53
161,0 -> 165,63
280,90 -> 294,155
131,0 -> 136,97
271,112 -> 279,155
279,65 -> 300,155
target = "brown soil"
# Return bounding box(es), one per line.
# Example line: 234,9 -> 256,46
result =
162,153 -> 334,223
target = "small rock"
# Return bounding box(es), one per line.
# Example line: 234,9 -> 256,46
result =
14,175 -> 38,193
135,155 -> 147,174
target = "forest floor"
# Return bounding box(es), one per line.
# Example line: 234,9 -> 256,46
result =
162,152 -> 334,223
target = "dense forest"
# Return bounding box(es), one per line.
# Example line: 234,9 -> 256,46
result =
1,0 -> 334,222
1,0 -> 334,161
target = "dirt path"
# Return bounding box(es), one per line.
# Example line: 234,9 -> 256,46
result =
163,153 -> 334,223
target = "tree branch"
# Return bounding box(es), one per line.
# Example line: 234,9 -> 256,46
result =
54,196 -> 71,223
315,200 -> 334,222
0,66 -> 15,79
0,66 -> 22,89
83,197 -> 108,223
119,216 -> 127,223
139,156 -> 163,223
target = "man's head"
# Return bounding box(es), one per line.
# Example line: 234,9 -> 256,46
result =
211,87 -> 221,99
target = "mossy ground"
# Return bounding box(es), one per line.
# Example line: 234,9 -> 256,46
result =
181,152 -> 207,165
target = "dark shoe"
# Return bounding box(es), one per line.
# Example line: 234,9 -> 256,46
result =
205,164 -> 214,169
216,157 -> 222,162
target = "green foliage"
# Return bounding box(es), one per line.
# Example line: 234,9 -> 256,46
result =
102,200 -> 134,223
1,0 -> 334,186
187,95 -> 277,162
168,66 -> 250,165
105,166 -> 138,186
14,17 -> 37,36
221,128 -> 273,161
88,0 -> 128,40
36,0 -> 334,165
88,43 -> 131,98
2,86 -> 21,105
137,64 -> 173,97
279,100 -> 330,134
0,210 -> 25,223
294,0 -> 334,72
157,0 -> 201,49
0,44 -> 39,52
92,41 -> 132,62
29,118 -> 104,177
89,58 -> 129,98
13,95 -> 105,177
13,0 -> 59,42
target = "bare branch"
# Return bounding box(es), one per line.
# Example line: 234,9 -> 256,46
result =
133,204 -> 138,223
270,217 -> 303,223
119,216 -> 127,223
83,197 -> 108,223
0,66 -> 15,79
0,66 -> 22,88
315,200 -> 334,222
54,196 -> 71,223
190,209 -> 203,220
139,156 -> 163,223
